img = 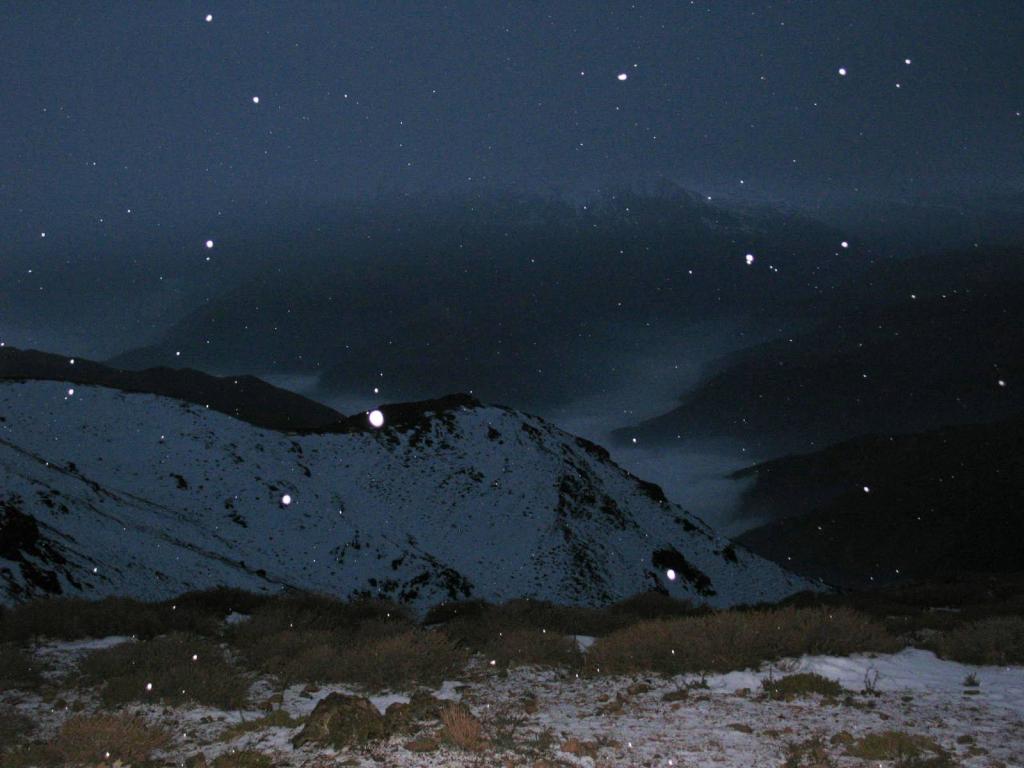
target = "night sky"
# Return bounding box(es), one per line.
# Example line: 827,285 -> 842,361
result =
4,2 -> 1022,237
1,3 -> 1022,457
1,1 -> 1023,538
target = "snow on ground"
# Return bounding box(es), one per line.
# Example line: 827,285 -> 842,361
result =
4,638 -> 1023,767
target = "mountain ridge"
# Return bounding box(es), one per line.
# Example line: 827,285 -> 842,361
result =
0,374 -> 816,609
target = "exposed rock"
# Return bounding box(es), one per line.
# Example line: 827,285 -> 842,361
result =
291,693 -> 388,749
384,690 -> 444,733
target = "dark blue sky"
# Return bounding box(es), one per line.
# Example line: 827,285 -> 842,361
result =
1,1 -> 1022,362
2,0 -> 1022,241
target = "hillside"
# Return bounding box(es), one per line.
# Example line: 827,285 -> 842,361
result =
613,253 -> 1024,451
0,346 -> 342,431
732,415 -> 1024,587
0,379 -> 813,608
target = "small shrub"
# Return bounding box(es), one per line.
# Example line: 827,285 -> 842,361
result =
932,616 -> 1024,665
229,592 -> 409,641
78,633 -> 249,708
221,709 -> 301,739
585,607 -> 899,676
236,625 -> 465,689
325,629 -> 466,689
607,591 -> 702,621
478,628 -> 581,669
0,643 -> 44,690
762,672 -> 844,700
0,596 -> 219,643
422,599 -> 491,625
962,673 -> 979,687
440,702 -> 485,752
161,587 -> 272,619
846,730 -> 944,761
44,713 -> 169,765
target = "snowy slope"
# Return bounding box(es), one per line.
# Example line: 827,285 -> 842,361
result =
0,380 -> 816,608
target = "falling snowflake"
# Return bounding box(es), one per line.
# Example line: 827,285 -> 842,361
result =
745,253 -> 755,265
205,240 -> 214,249
666,569 -> 677,581
205,13 -> 213,22
281,494 -> 292,506
617,73 -> 628,81
368,409 -> 385,428
252,96 -> 260,104
838,67 -> 847,76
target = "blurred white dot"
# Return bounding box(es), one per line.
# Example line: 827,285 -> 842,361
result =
838,67 -> 847,76
67,388 -> 74,396
40,232 -> 46,238
666,569 -> 677,581
841,241 -> 849,249
205,240 -> 214,249
745,253 -> 755,265
205,13 -> 213,22
998,379 -> 1007,387
145,682 -> 153,692
191,654 -> 198,661
368,409 -> 385,428
863,486 -> 871,493
617,73 -> 628,81
904,58 -> 912,65
252,96 -> 260,104
281,494 -> 292,506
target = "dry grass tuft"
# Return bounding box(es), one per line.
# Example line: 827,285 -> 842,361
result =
0,596 -> 219,643
846,730 -> 944,761
585,606 -> 900,676
931,616 -> 1024,665
221,709 -> 301,739
762,672 -> 844,700
45,713 -> 170,765
233,624 -> 465,689
440,702 -> 486,752
78,633 -> 249,708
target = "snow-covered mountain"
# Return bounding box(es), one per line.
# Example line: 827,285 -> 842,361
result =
0,379 -> 815,609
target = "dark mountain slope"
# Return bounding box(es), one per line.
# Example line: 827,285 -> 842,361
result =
614,249 -> 1024,451
108,188 -> 851,408
0,347 -> 342,431
732,415 -> 1024,588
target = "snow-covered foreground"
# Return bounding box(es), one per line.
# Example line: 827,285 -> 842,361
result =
5,638 -> 1023,767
